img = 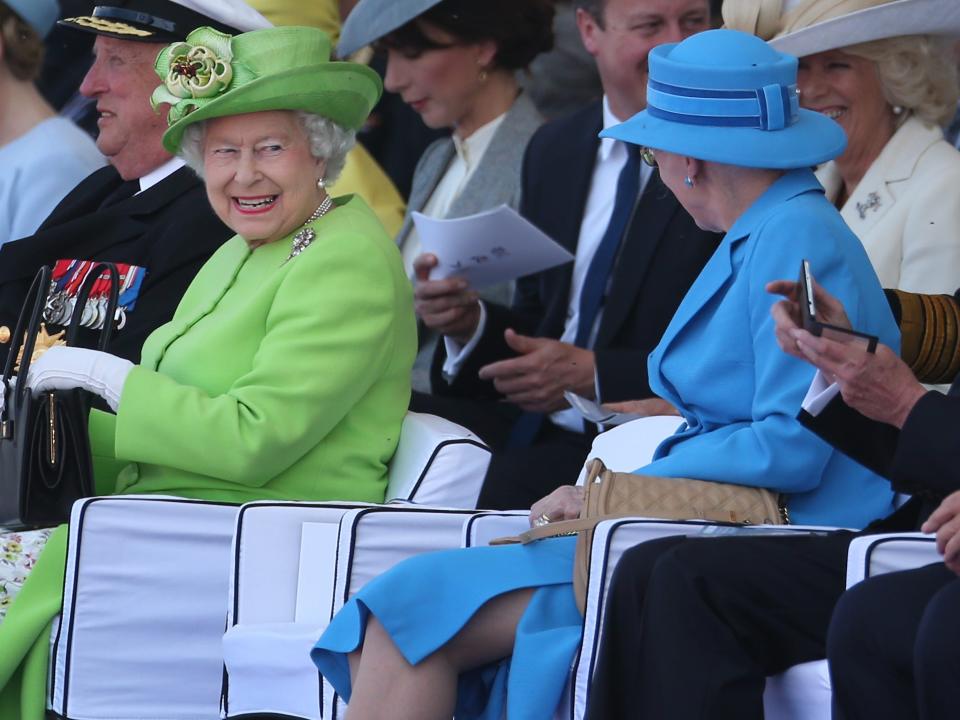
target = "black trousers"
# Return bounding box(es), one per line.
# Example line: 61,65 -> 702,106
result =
410,391 -> 593,510
828,562 -> 960,720
585,531 -> 856,720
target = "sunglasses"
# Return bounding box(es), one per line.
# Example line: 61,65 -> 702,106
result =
639,147 -> 657,167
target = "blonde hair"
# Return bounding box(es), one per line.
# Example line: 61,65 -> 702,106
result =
723,0 -> 960,129
841,36 -> 959,129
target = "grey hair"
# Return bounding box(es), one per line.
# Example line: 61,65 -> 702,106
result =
179,110 -> 356,183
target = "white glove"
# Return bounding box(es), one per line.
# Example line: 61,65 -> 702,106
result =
26,346 -> 134,412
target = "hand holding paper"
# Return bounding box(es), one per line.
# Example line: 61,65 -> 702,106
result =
413,254 -> 481,344
412,205 -> 574,289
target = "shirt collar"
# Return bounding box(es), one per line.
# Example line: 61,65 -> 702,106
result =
138,156 -> 186,193
599,95 -> 630,162
452,112 -> 506,170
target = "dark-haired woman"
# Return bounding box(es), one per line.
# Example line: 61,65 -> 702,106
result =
338,0 -> 555,387
0,0 -> 103,246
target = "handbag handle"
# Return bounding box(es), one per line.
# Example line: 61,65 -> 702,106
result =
1,265 -> 53,434
65,262 -> 121,351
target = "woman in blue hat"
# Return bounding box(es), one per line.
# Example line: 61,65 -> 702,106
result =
311,29 -> 900,720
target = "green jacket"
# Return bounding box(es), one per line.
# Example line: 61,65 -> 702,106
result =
0,194 -> 416,718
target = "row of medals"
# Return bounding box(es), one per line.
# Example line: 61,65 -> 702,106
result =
44,286 -> 122,331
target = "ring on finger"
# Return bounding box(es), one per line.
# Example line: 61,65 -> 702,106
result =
534,512 -> 551,527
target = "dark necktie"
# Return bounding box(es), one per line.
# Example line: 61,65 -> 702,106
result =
98,179 -> 141,210
506,145 -> 642,450
575,144 -> 642,347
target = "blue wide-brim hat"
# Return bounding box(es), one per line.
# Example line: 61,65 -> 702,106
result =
602,29 -> 846,170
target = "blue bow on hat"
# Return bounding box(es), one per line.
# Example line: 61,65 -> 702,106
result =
603,29 -> 847,169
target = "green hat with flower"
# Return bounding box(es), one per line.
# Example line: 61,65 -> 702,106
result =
152,25 -> 382,154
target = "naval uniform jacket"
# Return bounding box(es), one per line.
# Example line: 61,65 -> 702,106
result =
429,101 -> 720,404
0,164 -> 232,363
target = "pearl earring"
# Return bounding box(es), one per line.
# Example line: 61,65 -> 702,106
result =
317,177 -> 326,189
892,105 -> 904,115
684,176 -> 695,188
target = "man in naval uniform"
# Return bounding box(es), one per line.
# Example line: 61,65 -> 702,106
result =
0,0 -> 271,362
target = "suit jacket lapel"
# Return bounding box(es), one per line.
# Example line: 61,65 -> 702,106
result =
652,231 -> 735,361
597,171 -> 677,346
539,106 -> 604,334
396,139 -> 456,245
558,107 -> 603,253
447,93 -> 543,218
120,166 -> 202,216
36,165 -> 123,231
839,117 -> 938,237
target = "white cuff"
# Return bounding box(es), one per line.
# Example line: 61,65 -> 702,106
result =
801,371 -> 841,417
441,301 -> 488,382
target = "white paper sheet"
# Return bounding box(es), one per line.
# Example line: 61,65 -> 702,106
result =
413,204 -> 574,288
564,390 -> 646,426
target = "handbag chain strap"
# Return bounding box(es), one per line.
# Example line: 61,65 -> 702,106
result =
0,262 -> 122,439
1,266 -> 52,437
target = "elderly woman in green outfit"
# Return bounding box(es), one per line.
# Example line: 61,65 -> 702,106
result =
0,24 -> 416,717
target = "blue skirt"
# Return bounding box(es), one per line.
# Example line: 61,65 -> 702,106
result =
311,537 -> 581,719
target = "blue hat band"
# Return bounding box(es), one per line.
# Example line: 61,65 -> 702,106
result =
647,80 -> 800,131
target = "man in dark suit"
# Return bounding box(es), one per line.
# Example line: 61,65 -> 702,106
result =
584,285 -> 960,719
0,0 -> 269,363
411,0 -> 718,509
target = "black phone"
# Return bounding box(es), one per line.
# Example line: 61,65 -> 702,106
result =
798,259 -> 879,353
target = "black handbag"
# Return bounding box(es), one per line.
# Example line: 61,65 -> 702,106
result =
0,263 -> 121,529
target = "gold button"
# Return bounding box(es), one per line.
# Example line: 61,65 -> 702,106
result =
0,326 -> 10,343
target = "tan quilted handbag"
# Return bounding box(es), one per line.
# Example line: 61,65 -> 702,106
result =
495,458 -> 787,613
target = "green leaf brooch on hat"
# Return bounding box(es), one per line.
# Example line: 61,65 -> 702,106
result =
150,27 -> 253,124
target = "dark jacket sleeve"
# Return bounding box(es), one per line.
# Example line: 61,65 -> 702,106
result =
595,348 -> 654,401
799,390 -> 960,500
428,126 -> 556,400
890,390 -> 960,499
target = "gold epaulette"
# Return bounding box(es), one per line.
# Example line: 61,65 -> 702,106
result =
891,289 -> 960,384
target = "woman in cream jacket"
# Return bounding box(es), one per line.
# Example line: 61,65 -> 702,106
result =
726,0 -> 960,295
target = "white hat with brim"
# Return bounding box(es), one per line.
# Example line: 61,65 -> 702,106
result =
337,0 -> 443,57
771,0 -> 960,58
602,29 -> 848,170
58,0 -> 271,43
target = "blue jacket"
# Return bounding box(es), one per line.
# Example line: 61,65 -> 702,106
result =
642,169 -> 900,528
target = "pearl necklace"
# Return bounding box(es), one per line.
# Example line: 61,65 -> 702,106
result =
284,195 -> 334,264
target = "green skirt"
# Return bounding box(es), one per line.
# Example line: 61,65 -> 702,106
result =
0,525 -> 68,720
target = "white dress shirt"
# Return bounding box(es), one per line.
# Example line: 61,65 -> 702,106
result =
401,113 -> 506,276
444,96 -> 652,433
138,156 -> 186,193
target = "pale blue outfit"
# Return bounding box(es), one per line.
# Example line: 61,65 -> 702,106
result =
311,169 -> 901,719
0,117 -> 104,247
